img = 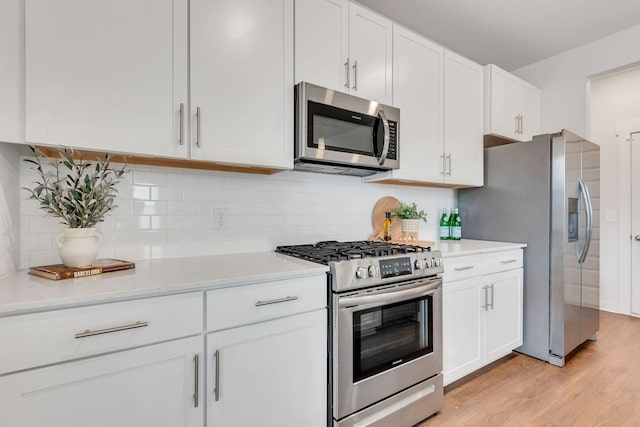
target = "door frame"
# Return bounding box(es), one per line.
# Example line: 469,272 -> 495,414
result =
616,118 -> 640,316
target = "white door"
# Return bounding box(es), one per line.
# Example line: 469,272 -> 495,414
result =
484,269 -> 523,363
391,25 -> 443,183
517,80 -> 541,141
444,50 -> 484,186
442,277 -> 483,386
294,0 -> 349,91
207,310 -> 326,427
0,0 -> 24,143
348,3 -> 392,104
616,119 -> 640,316
0,337 -> 203,427
190,0 -> 293,169
25,0 -> 188,158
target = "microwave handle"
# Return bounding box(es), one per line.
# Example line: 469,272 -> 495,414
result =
377,109 -> 390,165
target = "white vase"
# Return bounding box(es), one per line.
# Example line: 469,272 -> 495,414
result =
56,228 -> 102,267
400,219 -> 421,234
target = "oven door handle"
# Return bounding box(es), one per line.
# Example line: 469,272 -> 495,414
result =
338,279 -> 441,309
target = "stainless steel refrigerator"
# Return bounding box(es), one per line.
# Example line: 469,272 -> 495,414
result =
459,130 -> 599,366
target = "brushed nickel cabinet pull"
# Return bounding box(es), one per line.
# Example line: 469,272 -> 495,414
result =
179,102 -> 185,145
441,154 -> 446,176
255,296 -> 299,306
352,60 -> 358,90
447,153 -> 452,176
74,321 -> 149,339
482,286 -> 489,311
500,259 -> 517,264
453,266 -> 474,271
193,353 -> 200,408
489,284 -> 495,309
515,115 -> 519,134
344,58 -> 350,88
196,106 -> 202,148
214,349 -> 220,402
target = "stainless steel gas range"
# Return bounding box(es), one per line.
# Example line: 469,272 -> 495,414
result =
276,241 -> 444,427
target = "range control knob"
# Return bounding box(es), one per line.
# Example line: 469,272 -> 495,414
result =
434,258 -> 442,267
356,267 -> 367,279
414,259 -> 427,270
368,266 -> 379,277
426,258 -> 434,268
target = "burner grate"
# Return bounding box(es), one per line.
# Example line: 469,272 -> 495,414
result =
276,240 -> 431,265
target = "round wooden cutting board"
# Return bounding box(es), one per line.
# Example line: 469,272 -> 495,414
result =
369,196 -> 402,241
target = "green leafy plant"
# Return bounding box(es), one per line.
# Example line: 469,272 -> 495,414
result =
23,146 -> 127,228
392,201 -> 427,222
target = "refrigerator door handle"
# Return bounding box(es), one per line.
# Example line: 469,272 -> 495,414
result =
577,177 -> 593,264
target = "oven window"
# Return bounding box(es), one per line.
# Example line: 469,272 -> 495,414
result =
353,296 -> 433,382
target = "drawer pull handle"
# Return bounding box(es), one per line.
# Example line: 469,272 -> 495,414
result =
454,266 -> 474,271
255,296 -> 299,307
214,349 -> 221,402
74,321 -> 149,339
500,259 -> 517,264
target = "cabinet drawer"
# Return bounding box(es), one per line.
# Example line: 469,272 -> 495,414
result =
0,292 -> 203,375
207,275 -> 326,332
442,255 -> 483,282
484,250 -> 523,275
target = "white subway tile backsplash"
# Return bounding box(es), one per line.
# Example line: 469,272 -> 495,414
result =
19,161 -> 457,268
133,170 -> 167,186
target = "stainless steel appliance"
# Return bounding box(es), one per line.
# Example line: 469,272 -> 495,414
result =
294,82 -> 400,176
276,241 -> 443,427
459,130 -> 600,366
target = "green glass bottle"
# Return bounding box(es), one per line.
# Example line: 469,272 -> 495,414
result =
450,208 -> 462,240
439,208 -> 450,240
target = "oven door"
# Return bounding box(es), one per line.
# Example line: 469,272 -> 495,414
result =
334,276 -> 442,420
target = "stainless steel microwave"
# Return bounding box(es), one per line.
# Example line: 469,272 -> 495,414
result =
294,82 -> 400,176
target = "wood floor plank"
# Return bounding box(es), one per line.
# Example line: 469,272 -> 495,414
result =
419,311 -> 640,426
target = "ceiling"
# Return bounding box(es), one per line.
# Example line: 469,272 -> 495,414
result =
357,0 -> 640,71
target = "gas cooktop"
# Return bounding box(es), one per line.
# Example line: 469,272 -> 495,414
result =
275,240 -> 431,265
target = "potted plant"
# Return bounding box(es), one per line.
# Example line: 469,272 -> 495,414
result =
23,146 -> 127,267
392,201 -> 427,238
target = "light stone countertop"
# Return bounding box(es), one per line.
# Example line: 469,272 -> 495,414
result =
435,239 -> 527,257
0,252 -> 328,318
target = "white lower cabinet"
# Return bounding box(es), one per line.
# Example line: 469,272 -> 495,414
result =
206,309 -> 327,427
442,250 -> 523,386
0,336 -> 203,427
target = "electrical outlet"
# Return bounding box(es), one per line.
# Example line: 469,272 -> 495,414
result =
214,208 -> 228,231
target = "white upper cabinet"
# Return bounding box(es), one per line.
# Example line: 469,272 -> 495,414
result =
25,0 -> 189,158
365,25 -> 443,183
364,34 -> 483,188
190,0 -> 293,169
444,50 -> 484,187
294,0 -> 349,92
0,0 -> 24,144
484,64 -> 540,142
295,0 -> 392,104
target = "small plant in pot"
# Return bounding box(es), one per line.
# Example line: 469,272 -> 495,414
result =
23,146 -> 127,268
392,201 -> 427,239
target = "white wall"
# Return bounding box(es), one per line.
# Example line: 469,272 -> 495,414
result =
589,67 -> 640,314
514,24 -> 640,315
0,142 -> 20,278
19,160 -> 456,269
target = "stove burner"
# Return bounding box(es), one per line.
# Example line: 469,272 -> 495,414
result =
276,240 -> 431,265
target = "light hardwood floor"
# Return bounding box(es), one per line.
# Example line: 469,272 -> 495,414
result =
419,311 -> 640,426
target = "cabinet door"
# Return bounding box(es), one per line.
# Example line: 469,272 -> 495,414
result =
484,64 -> 518,141
190,0 -> 293,170
348,3 -> 392,104
390,25 -> 443,183
207,309 -> 326,427
0,0 -> 24,144
0,337 -> 203,427
444,50 -> 484,187
484,269 -> 524,363
443,277 -> 484,386
294,0 -> 349,91
25,0 -> 188,158
517,81 -> 541,141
